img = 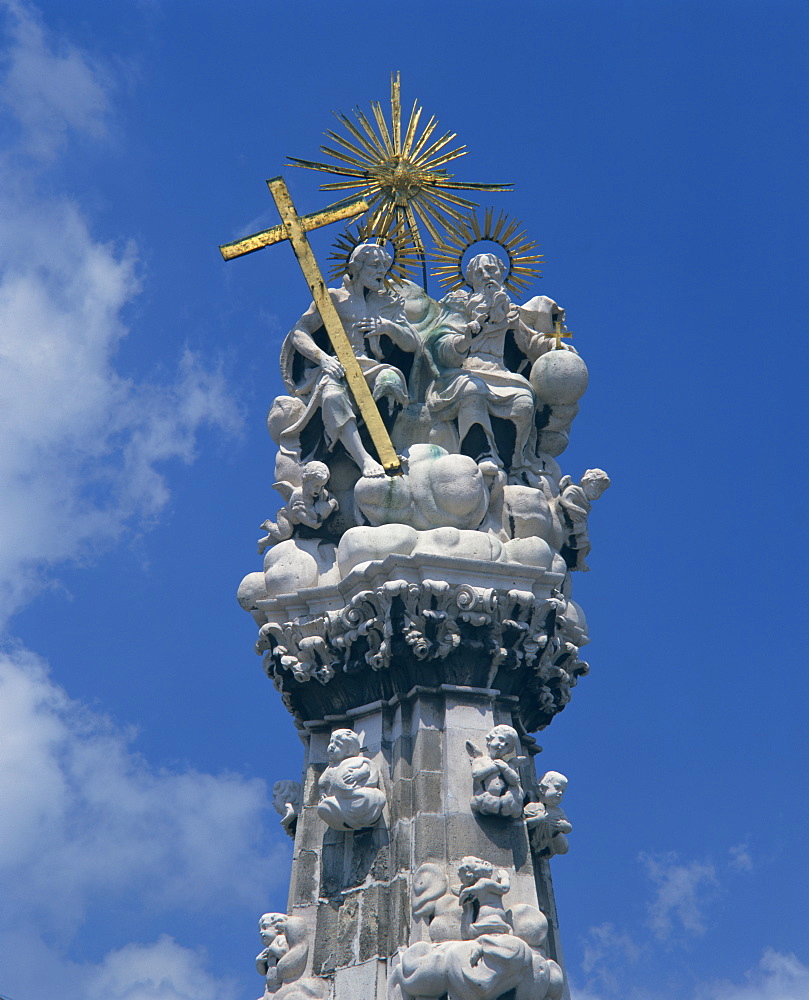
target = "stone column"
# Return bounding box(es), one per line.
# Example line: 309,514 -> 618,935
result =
283,682 -> 570,999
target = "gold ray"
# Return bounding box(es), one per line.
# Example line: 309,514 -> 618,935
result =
410,115 -> 439,159
354,106 -> 389,158
437,181 -> 513,192
418,147 -> 470,172
427,188 -> 479,211
412,131 -> 459,167
391,71 -> 402,153
288,156 -> 368,178
323,130 -> 377,165
401,100 -> 421,159
333,112 -> 385,161
319,144 -> 374,169
320,180 -> 370,191
370,101 -> 395,156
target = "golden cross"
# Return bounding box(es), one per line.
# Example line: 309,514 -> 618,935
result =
552,318 -> 573,350
219,176 -> 401,473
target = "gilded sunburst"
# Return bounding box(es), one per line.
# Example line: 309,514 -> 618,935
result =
326,216 -> 421,287
431,208 -> 544,295
288,72 -> 511,284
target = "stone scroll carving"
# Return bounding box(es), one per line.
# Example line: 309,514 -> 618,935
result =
388,857 -> 564,1000
317,728 -> 386,831
256,912 -> 327,1000
524,770 -> 572,858
256,581 -> 590,729
466,725 -> 526,818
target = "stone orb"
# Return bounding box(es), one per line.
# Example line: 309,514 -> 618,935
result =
530,350 -> 589,406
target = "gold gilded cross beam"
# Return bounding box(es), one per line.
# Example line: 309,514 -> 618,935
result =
220,176 -> 401,474
552,318 -> 573,350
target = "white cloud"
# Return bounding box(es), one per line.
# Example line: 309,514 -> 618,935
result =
82,936 -> 238,1000
728,843 -> 753,872
580,922 -> 642,994
640,851 -> 718,940
0,651 -> 287,929
1,0 -> 109,159
0,7 -> 272,997
698,949 -> 809,1000
0,3 -> 241,629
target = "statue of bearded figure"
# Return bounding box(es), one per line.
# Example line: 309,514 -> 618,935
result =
425,252 -> 561,483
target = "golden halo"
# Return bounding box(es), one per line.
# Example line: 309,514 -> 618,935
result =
430,209 -> 544,295
327,216 -> 421,288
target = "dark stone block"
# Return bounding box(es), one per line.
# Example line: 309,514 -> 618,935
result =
312,899 -> 340,975
387,875 -> 411,954
296,806 -> 324,853
305,765 -> 325,807
393,819 -> 412,872
411,727 -> 443,772
337,892 -> 360,967
370,842 -> 391,882
347,824 -> 390,889
413,812 -> 447,863
413,770 -> 443,814
389,777 -> 413,824
446,813 -> 513,868
391,735 -> 413,781
358,882 -> 380,963
320,836 -> 346,900
293,849 -> 318,904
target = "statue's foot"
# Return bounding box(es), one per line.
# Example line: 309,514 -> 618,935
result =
361,459 -> 386,478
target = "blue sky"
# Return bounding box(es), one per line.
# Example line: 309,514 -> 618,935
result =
0,1 -> 806,998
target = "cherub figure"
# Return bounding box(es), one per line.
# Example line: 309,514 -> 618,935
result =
316,728 -> 386,831
556,468 -> 610,571
272,780 -> 302,839
255,912 -> 327,1000
466,724 -> 526,818
258,461 -> 338,554
452,856 -> 512,939
256,913 -> 290,996
524,770 -> 572,857
411,862 -> 464,942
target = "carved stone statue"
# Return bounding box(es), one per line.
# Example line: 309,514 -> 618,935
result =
453,857 -> 512,937
316,728 -> 386,831
272,779 -> 302,839
411,863 -> 463,942
387,856 -> 564,1000
426,253 -> 559,482
256,912 -> 327,1000
524,770 -> 572,857
466,725 -> 525,818
258,462 -> 338,553
556,468 -> 611,571
280,243 -> 420,479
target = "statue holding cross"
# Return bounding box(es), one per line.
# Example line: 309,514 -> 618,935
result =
279,240 -> 420,479
220,177 -> 410,476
